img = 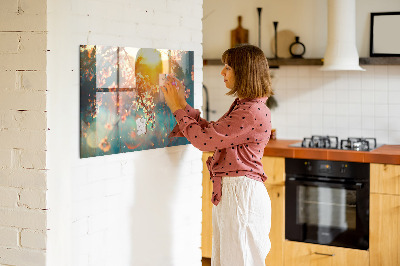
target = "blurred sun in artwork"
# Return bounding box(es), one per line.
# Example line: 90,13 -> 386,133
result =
140,49 -> 162,68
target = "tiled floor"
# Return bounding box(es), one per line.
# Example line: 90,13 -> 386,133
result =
202,257 -> 211,266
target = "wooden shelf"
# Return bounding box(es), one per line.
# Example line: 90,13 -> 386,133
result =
359,57 -> 400,65
268,58 -> 322,67
203,58 -> 323,67
203,57 -> 400,67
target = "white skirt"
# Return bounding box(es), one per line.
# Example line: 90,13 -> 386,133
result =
212,176 -> 271,266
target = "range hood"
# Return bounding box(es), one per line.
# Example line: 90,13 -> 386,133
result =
320,0 -> 365,71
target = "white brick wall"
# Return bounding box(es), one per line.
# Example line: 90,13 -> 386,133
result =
47,1 -> 203,266
0,0 -> 48,265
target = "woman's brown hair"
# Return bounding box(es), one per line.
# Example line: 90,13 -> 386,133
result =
221,44 -> 273,99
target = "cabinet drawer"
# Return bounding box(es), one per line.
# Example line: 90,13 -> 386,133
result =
284,241 -> 369,266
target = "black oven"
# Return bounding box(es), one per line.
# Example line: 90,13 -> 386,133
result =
285,158 -> 369,250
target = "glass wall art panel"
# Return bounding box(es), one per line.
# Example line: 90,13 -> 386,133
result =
80,45 -> 194,158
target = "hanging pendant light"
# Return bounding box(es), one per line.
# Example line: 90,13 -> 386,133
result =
320,0 -> 365,71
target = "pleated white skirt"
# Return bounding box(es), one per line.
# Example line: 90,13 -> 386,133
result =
211,176 -> 271,266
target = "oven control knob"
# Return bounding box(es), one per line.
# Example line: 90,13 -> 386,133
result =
340,164 -> 347,174
304,162 -> 312,171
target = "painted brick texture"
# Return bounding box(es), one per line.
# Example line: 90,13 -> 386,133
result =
0,0 -> 47,265
46,0 -> 203,265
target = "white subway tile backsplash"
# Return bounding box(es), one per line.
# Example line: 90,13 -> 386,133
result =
361,90 -> 375,104
323,115 -> 336,129
389,117 -> 400,131
388,65 -> 400,76
388,91 -> 400,104
348,71 -> 362,90
375,117 -> 389,130
336,128 -> 349,139
374,130 -> 389,144
348,103 -> 362,116
348,90 -> 362,103
374,90 -> 388,104
311,114 -> 324,129
335,73 -> 349,90
388,130 -> 400,144
374,65 -> 388,77
336,103 -> 349,116
336,116 -> 348,129
323,87 -> 336,103
389,104 -> 400,117
388,75 -> 400,91
375,104 -> 389,117
362,116 -> 375,130
336,90 -> 349,103
298,67 -> 311,78
298,77 -> 311,89
374,78 -> 388,92
322,70 -> 335,78
310,66 -> 323,77
285,66 -> 298,77
361,129 -> 375,138
286,77 -> 299,89
323,103 -> 336,115
388,131 -> 400,144
348,116 -> 362,129
361,103 -> 375,117
310,77 -> 324,90
349,128 -> 363,137
204,65 -> 400,144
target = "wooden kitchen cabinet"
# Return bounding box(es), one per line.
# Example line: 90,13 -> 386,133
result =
370,163 -> 400,195
262,156 -> 285,266
370,163 -> 400,266
264,184 -> 285,266
284,241 -> 369,266
202,152 -> 214,258
261,156 -> 285,186
370,193 -> 400,266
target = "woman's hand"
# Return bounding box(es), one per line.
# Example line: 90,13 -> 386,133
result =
161,75 -> 187,113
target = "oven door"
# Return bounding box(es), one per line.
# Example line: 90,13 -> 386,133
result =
285,177 -> 369,250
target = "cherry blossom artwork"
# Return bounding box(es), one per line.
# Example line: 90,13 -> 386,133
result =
80,45 -> 194,158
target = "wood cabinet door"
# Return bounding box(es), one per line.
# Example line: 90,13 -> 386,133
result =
370,163 -> 400,195
265,184 -> 285,266
201,152 -> 213,258
370,193 -> 400,266
284,241 -> 369,266
262,156 -> 285,186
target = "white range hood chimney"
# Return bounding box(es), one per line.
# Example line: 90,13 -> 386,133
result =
320,0 -> 365,71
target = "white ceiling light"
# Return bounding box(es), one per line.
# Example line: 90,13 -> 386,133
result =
320,0 -> 365,71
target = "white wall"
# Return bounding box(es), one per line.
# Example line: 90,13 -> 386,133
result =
203,0 -> 400,58
0,0 -> 48,265
203,0 -> 400,145
46,0 -> 203,265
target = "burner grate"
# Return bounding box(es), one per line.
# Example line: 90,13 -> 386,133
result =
340,137 -> 377,151
301,135 -> 339,149
296,136 -> 378,151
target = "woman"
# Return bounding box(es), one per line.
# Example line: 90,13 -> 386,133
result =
162,44 -> 273,266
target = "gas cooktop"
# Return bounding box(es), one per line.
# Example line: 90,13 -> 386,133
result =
289,135 -> 382,151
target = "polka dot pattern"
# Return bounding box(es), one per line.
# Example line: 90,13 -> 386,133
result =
170,97 -> 272,206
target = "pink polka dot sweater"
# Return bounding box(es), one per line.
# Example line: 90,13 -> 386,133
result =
170,97 -> 271,206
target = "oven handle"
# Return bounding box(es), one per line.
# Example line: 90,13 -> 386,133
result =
286,177 -> 364,189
